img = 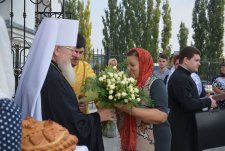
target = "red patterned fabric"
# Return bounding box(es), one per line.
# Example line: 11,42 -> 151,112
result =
119,48 -> 154,151
135,48 -> 154,87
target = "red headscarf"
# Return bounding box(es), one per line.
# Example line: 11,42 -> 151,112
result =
119,48 -> 154,151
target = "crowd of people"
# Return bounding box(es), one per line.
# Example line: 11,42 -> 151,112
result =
0,16 -> 224,151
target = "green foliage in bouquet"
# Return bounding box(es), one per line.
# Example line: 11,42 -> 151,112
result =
82,66 -> 152,109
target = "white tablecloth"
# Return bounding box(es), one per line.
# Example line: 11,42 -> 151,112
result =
75,145 -> 89,151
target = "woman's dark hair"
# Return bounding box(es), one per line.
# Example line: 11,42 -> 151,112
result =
179,46 -> 201,64
127,49 -> 139,58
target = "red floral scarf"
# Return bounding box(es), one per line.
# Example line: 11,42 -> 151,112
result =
119,48 -> 154,151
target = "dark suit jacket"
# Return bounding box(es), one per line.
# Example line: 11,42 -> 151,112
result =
168,66 -> 211,151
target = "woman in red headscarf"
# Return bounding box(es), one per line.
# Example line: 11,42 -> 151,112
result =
116,48 -> 171,151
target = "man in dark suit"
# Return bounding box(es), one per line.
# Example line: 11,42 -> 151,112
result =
168,46 -> 217,151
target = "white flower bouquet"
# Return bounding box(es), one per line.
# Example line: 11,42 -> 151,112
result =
82,66 -> 148,108
82,66 -> 150,138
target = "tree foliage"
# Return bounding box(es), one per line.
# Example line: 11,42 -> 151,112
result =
102,0 -> 163,62
65,0 -> 92,61
207,0 -> 224,59
192,0 -> 224,59
161,0 -> 172,56
102,0 -> 122,55
177,22 -> 189,51
151,0 -> 161,61
192,0 -> 208,59
82,0 -> 92,60
66,0 -> 78,19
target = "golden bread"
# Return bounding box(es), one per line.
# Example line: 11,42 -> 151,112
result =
22,117 -> 78,151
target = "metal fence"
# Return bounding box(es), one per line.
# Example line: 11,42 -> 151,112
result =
0,0 -> 114,89
199,59 -> 225,84
0,0 -> 223,90
0,0 -> 69,89
85,48 -> 127,74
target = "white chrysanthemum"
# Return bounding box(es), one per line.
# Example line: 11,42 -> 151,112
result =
111,78 -> 116,83
116,77 -> 121,81
124,81 -> 129,84
137,98 -> 141,102
108,72 -> 113,77
124,99 -> 128,103
102,75 -> 106,80
108,95 -> 113,100
99,77 -> 103,82
129,85 -> 134,91
107,79 -> 111,85
121,81 -> 125,85
114,73 -> 118,78
110,85 -> 115,90
130,78 -> 135,83
118,72 -> 123,77
130,89 -> 134,94
134,88 -> 139,93
113,66 -> 117,70
117,93 -> 121,97
109,90 -> 113,94
122,92 -> 127,97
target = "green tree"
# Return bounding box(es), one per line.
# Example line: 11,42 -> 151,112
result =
177,22 -> 189,51
151,0 -> 161,62
81,0 -> 92,61
117,3 -> 127,53
65,0 -> 78,19
102,0 -> 121,54
207,0 -> 224,59
129,0 -> 146,47
192,0 -> 208,59
122,0 -> 135,49
77,1 -> 84,32
102,0 -> 162,62
161,0 -> 172,56
143,0 -> 154,51
66,0 -> 92,60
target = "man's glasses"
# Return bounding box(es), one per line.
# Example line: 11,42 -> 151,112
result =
65,47 -> 76,52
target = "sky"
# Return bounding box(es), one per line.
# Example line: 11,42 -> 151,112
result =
86,0 -> 219,53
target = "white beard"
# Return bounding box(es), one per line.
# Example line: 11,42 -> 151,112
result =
58,62 -> 76,85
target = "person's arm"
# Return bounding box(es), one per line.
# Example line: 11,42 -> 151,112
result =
115,105 -> 167,124
131,108 -> 167,124
85,61 -> 95,78
170,74 -> 211,111
212,78 -> 225,94
212,86 -> 225,94
41,68 -> 105,151
78,62 -> 95,113
116,79 -> 168,124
